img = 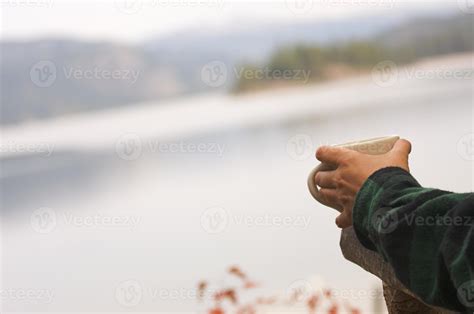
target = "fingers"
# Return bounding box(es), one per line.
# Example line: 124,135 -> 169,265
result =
316,188 -> 343,212
316,146 -> 352,165
335,211 -> 352,229
314,170 -> 337,189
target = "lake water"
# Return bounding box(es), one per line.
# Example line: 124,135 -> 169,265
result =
1,56 -> 473,313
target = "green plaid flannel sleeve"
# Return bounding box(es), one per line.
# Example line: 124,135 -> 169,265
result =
352,167 -> 474,313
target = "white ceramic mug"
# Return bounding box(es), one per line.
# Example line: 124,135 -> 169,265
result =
307,135 -> 400,208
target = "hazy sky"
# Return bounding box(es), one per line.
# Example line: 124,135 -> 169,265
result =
1,0 -> 457,43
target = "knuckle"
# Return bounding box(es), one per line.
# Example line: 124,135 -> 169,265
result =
340,153 -> 353,164
337,156 -> 348,165
340,195 -> 351,204
316,146 -> 327,159
319,188 -> 330,198
320,189 -> 335,203
314,172 -> 321,184
334,174 -> 343,188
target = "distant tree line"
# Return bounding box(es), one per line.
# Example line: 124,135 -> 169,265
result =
234,14 -> 473,93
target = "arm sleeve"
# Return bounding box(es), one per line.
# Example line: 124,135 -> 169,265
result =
352,167 -> 474,312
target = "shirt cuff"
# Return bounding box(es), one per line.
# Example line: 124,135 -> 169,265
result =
352,167 -> 414,251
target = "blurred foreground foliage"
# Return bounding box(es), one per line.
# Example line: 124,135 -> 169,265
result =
198,266 -> 362,314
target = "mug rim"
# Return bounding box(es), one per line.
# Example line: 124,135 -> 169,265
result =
334,135 -> 400,148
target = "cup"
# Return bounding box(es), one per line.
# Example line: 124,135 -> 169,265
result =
307,135 -> 400,208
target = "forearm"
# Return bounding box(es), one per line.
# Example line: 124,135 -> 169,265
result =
352,167 -> 474,312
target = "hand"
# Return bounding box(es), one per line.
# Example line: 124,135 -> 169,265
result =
314,139 -> 412,228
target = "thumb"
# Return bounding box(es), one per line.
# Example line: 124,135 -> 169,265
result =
389,139 -> 412,171
390,139 -> 412,157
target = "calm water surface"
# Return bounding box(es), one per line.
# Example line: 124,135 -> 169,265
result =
1,70 -> 472,312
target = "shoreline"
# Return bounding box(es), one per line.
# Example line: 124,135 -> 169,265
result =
232,52 -> 474,96
1,53 -> 472,158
